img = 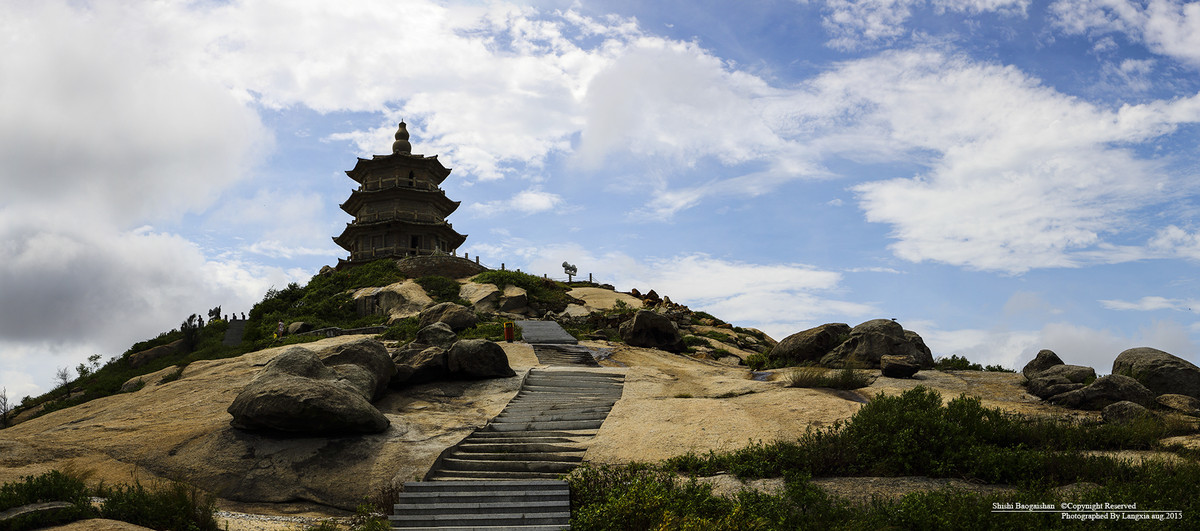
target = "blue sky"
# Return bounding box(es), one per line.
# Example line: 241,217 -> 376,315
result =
4,0 -> 1200,399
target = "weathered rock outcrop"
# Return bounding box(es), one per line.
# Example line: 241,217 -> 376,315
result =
1156,394 -> 1200,416
392,339 -> 516,386
880,355 -> 920,378
415,322 -> 458,349
1047,374 -> 1155,410
447,340 -> 517,380
354,280 -> 434,323
127,339 -> 183,369
1112,347 -> 1200,399
619,310 -> 684,352
1102,401 -> 1153,423
227,340 -> 394,435
769,324 -> 851,366
418,302 -> 478,331
821,319 -> 934,369
1022,349 -> 1064,379
287,321 -> 315,335
459,283 -> 502,312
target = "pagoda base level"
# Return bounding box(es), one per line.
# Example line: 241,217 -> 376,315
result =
337,254 -> 490,279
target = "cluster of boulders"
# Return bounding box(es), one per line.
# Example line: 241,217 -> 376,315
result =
628,288 -> 690,312
1022,347 -> 1200,421
618,310 -> 686,353
229,300 -> 518,436
227,338 -> 395,435
768,319 -> 934,375
390,302 -> 515,387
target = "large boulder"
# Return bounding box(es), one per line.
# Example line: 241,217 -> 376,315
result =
446,340 -> 517,380
769,323 -> 851,366
1022,349 -> 1064,379
459,283 -> 502,312
619,310 -> 685,352
1156,394 -> 1200,416
227,347 -> 389,435
499,285 -> 529,312
418,302 -> 478,332
127,339 -> 183,369
393,346 -> 450,386
354,280 -> 434,322
415,322 -> 458,349
287,322 -> 314,336
316,338 -> 395,401
1048,374 -> 1155,410
1102,401 -> 1154,424
820,319 -> 933,369
1112,347 -> 1200,399
1036,364 -> 1095,384
880,355 -> 920,378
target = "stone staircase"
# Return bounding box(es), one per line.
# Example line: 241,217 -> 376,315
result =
390,480 -> 570,530
222,318 -> 246,346
392,320 -> 623,530
425,369 -> 624,480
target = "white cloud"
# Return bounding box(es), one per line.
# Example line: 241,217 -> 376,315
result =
1099,296 -> 1200,312
819,0 -> 1029,50
476,241 -> 877,339
468,189 -> 565,217
831,50 -> 1200,272
1051,0 -> 1200,68
920,319 -> 1199,373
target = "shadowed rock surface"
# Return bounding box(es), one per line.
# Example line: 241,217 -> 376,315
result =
821,319 -> 934,369
769,323 -> 850,367
1112,347 -> 1200,399
619,310 -> 684,352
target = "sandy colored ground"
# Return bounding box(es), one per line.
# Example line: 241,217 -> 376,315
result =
10,332 -> 1199,523
566,287 -> 643,311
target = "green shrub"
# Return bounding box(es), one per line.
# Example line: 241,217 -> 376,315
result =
415,275 -> 466,304
472,270 -> 576,311
698,330 -> 734,344
380,317 -> 420,343
159,364 -> 186,384
785,367 -> 872,390
745,353 -> 768,371
98,479 -> 219,531
0,470 -> 94,530
682,335 -> 710,348
935,354 -> 983,371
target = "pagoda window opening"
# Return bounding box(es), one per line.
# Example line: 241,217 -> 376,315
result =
407,171 -> 416,187
410,235 -> 420,249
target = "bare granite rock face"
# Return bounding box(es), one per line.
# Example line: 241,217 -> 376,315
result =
821,319 -> 933,369
1112,347 -> 1200,400
1022,349 -> 1064,379
353,280 -> 434,324
1048,374 -> 1155,410
227,344 -> 390,435
126,339 -> 183,369
418,302 -> 478,331
769,323 -> 851,367
619,310 -> 684,353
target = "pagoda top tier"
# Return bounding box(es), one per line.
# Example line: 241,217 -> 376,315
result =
344,122 -> 453,185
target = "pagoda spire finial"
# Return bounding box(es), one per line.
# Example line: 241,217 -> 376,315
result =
392,121 -> 412,154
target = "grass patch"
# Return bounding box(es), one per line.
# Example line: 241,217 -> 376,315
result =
471,270 -> 577,312
0,470 -> 219,531
574,386 -> 1200,528
785,366 -> 872,390
682,335 -> 710,348
698,330 -> 734,344
415,275 -> 469,305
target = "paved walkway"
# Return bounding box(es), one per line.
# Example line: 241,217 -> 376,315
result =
514,320 -> 578,344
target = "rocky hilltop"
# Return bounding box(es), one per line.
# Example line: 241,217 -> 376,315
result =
4,264 -> 1200,523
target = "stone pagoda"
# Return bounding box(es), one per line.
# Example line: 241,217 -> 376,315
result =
333,122 -> 467,268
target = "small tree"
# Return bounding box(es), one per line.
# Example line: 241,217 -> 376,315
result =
181,314 -> 201,352
0,387 -> 10,428
55,367 -> 72,393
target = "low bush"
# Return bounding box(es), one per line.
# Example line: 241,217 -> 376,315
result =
0,470 -> 93,531
98,479 -> 219,531
785,366 -> 872,390
745,353 -> 768,371
415,275 -> 467,305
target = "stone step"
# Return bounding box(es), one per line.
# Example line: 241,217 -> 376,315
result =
426,470 -> 568,481
403,480 -> 567,492
494,411 -> 611,423
389,527 -> 566,531
394,500 -> 567,516
463,430 -> 595,439
396,491 -> 569,505
485,419 -> 605,431
389,511 -> 571,528
448,450 -> 584,463
496,403 -> 613,413
439,458 -> 579,474
455,442 -> 583,453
